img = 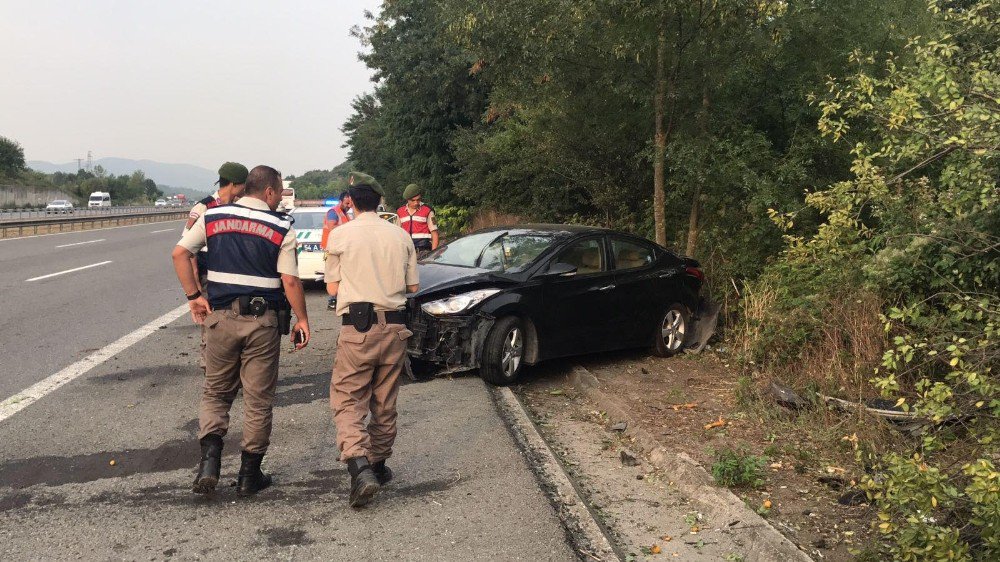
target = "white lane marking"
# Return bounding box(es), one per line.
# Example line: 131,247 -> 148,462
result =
25,260 -> 113,282
55,238 -> 105,248
0,303 -> 190,423
149,228 -> 176,234
0,219 -> 186,243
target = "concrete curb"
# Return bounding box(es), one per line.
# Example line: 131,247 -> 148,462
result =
492,386 -> 621,562
568,366 -> 813,562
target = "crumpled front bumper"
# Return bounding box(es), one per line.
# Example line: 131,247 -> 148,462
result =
406,309 -> 495,374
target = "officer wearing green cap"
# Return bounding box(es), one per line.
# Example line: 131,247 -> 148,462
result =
396,183 -> 438,257
326,171 -> 418,508
184,162 -> 249,370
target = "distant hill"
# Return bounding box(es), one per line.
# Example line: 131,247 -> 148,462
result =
28,158 -> 217,193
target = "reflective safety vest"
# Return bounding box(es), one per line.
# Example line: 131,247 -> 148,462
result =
397,204 -> 433,240
204,203 -> 291,309
320,205 -> 351,250
194,195 -> 222,273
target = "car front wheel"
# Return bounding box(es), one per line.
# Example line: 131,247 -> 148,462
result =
480,316 -> 525,386
652,303 -> 689,357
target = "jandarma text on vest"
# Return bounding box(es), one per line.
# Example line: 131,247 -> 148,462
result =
207,219 -> 284,245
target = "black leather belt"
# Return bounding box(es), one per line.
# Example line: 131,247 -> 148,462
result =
342,310 -> 406,326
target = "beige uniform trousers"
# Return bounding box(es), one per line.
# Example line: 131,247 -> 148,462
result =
199,306 -> 281,454
331,321 -> 411,463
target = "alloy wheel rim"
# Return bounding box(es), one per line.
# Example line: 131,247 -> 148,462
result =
501,327 -> 523,377
661,310 -> 685,351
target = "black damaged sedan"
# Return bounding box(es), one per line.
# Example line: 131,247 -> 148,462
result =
406,224 -> 712,385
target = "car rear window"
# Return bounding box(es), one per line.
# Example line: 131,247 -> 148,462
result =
290,211 -> 326,229
611,238 -> 656,270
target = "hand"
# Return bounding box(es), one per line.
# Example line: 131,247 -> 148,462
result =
188,296 -> 211,324
291,320 -> 310,350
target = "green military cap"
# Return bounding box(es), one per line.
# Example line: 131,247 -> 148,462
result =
402,183 -> 422,200
217,162 -> 249,184
347,171 -> 384,196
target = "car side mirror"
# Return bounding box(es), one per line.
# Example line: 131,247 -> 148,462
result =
538,262 -> 578,278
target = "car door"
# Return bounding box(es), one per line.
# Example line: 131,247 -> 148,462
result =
538,235 -> 618,358
606,236 -> 664,347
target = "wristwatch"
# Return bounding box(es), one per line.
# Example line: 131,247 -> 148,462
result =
186,290 -> 202,301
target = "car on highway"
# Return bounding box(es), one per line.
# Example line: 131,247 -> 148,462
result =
406,224 -> 713,385
289,206 -> 328,282
154,199 -> 167,207
88,191 -> 111,208
45,200 -> 74,214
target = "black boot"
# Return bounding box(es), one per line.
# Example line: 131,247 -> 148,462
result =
236,450 -> 272,497
192,434 -> 223,494
372,460 -> 393,485
346,457 -> 380,507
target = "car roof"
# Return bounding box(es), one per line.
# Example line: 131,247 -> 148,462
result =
290,207 -> 329,213
473,223 -> 611,235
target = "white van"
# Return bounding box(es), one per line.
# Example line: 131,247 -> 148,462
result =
88,191 -> 111,208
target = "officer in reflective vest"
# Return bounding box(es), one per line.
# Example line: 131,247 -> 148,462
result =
183,162 -> 248,370
172,165 -> 311,496
396,183 -> 439,257
320,191 -> 352,311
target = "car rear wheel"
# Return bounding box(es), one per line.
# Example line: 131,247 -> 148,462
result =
480,316 -> 525,386
652,303 -> 689,357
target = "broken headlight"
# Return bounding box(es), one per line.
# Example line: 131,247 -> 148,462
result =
421,289 -> 501,316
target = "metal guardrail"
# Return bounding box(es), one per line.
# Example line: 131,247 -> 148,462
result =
0,209 -> 189,238
0,204 -> 190,223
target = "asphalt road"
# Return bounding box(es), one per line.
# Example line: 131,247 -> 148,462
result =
0,219 -> 188,398
0,224 -> 578,560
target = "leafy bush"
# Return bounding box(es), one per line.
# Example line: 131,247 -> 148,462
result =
434,205 -> 472,238
755,1 -> 999,558
711,447 -> 767,489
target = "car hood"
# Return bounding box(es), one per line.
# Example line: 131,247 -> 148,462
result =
413,262 -> 512,298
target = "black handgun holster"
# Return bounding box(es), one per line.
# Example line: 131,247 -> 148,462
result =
349,302 -> 375,333
276,301 -> 292,335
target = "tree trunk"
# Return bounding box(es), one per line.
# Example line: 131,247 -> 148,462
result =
653,20 -> 668,247
685,80 -> 710,257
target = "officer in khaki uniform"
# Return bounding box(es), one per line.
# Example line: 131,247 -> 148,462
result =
183,162 -> 248,370
172,165 -> 311,496
326,171 -> 418,508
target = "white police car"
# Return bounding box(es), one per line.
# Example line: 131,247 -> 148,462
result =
289,206 -> 330,282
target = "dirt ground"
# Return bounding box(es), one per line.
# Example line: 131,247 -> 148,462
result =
516,350 -> 881,561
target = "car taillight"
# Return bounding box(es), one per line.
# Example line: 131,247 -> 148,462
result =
685,266 -> 704,282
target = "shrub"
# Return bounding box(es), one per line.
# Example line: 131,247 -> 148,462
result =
711,447 -> 767,489
763,2 -> 1000,558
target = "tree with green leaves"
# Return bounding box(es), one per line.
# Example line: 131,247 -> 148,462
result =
758,1 -> 999,557
0,136 -> 26,179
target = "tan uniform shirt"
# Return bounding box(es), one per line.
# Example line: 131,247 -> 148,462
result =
325,211 -> 418,316
177,197 -> 299,277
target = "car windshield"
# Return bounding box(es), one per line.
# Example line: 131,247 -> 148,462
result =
290,211 -> 327,230
424,231 -> 555,273
51,200 -> 67,205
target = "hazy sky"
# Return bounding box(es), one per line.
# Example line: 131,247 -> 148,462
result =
0,0 -> 382,176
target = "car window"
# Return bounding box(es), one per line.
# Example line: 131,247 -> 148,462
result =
557,238 -> 606,275
425,231 -> 555,272
611,238 -> 656,270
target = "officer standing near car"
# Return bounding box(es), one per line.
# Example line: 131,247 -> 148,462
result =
396,183 -> 439,257
320,191 -> 353,311
326,171 -> 418,508
184,162 -> 248,370
172,165 -> 310,496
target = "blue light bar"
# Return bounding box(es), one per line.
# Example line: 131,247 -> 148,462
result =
323,198 -> 339,207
